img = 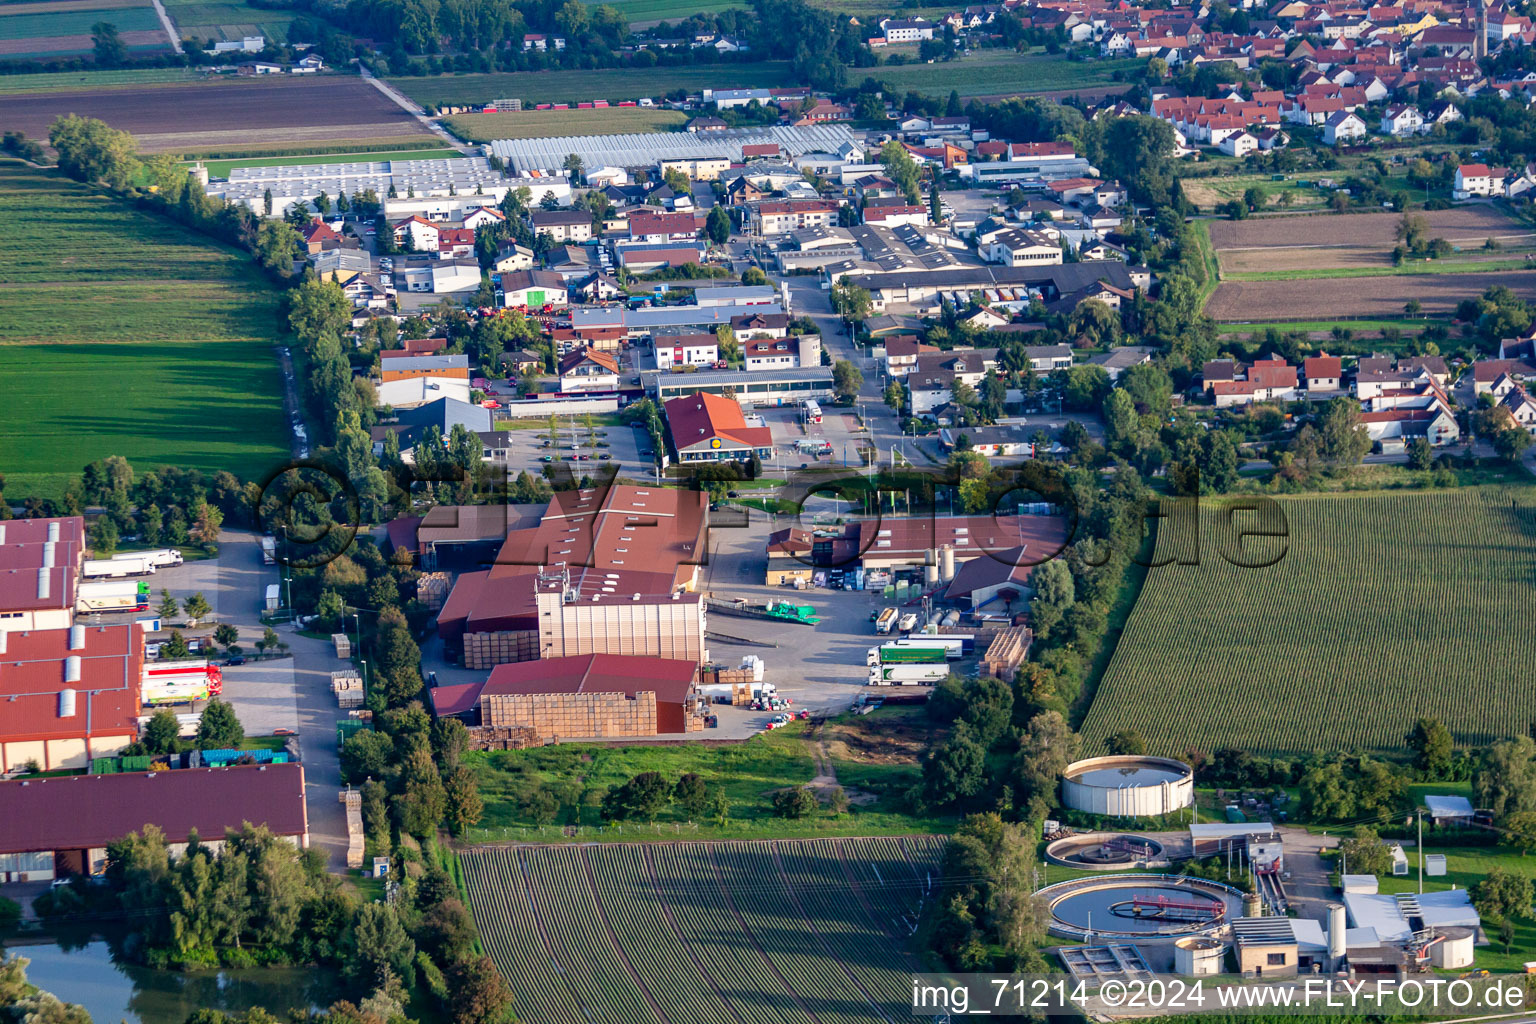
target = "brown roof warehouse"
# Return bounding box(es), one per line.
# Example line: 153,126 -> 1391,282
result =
429,653 -> 703,739
0,763 -> 309,881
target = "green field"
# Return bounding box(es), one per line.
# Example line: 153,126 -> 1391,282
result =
392,63 -> 794,107
464,836 -> 942,1024
0,159 -> 288,500
1377,844 -> 1536,971
1078,488 -> 1536,757
160,0 -> 293,42
1216,318 -> 1434,335
193,146 -> 461,177
445,107 -> 686,142
0,3 -> 160,38
0,67 -> 202,93
466,713 -> 946,843
863,51 -> 1139,98
580,0 -> 747,24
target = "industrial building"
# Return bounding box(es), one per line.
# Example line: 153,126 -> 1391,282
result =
0,622 -> 144,772
428,653 -> 702,738
664,393 -> 775,463
0,763 -> 308,880
763,513 -> 1069,584
572,301 -> 786,338
487,124 -> 860,175
205,158 -> 564,217
649,366 -> 834,406
841,261 -> 1137,314
436,484 -> 709,668
0,517 -> 85,633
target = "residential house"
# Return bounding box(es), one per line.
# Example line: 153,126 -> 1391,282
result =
653,332 -> 719,370
500,270 -> 569,308
744,335 -> 820,371
492,243 -> 536,273
530,209 -> 593,243
1454,163 -> 1507,199
1380,103 -> 1425,136
393,215 -> 440,252
559,348 -> 621,393
753,200 -> 841,235
1088,345 -> 1155,381
883,335 -> 938,377
1322,110 -> 1369,145
1208,357 -> 1297,407
730,312 -> 790,339
880,16 -> 935,41
986,229 -> 1063,267
522,33 -> 565,50
1303,353 -> 1344,395
1219,131 -> 1259,157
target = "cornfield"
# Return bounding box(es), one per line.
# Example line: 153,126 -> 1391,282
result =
1079,488 -> 1536,756
460,836 -> 946,1024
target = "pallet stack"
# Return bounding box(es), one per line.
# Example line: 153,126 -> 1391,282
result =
339,788 -> 364,869
981,626 -> 1033,682
461,629 -> 540,669
466,725 -> 541,751
332,670 -> 364,708
416,572 -> 451,611
332,633 -> 352,659
481,690 -> 658,738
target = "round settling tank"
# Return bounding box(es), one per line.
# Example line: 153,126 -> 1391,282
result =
1175,937 -> 1226,976
1429,927 -> 1475,969
1061,755 -> 1195,817
1038,874 -> 1244,939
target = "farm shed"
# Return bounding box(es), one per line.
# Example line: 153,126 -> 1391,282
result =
429,653 -> 702,737
1424,794 -> 1474,825
0,763 -> 308,881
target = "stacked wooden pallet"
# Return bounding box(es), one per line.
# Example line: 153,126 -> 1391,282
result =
339,788 -> 364,869
416,572 -> 451,611
332,670 -> 364,708
480,691 -> 658,739
461,629 -> 540,669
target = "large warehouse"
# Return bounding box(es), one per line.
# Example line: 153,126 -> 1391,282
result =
428,653 -> 702,738
0,763 -> 309,880
488,124 -> 860,175
0,516 -> 85,634
436,484 -> 710,668
0,622 -> 144,772
764,513 -> 1070,584
206,157 -> 570,217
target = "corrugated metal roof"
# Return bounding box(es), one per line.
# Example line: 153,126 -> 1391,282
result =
489,124 -> 860,174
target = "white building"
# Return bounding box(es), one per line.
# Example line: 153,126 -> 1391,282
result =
985,229 -> 1063,267
1322,110 -> 1368,146
880,16 -> 935,41
1218,131 -> 1259,158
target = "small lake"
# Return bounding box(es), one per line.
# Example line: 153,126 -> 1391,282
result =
8,938 -> 344,1024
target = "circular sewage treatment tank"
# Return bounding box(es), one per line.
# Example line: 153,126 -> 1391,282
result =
1061,755 -> 1195,817
1039,875 -> 1245,938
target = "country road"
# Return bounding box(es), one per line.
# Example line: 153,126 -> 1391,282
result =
358,65 -> 476,155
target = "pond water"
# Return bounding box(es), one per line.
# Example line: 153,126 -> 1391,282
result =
8,939 -> 344,1024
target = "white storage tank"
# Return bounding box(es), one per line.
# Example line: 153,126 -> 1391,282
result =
940,543 -> 956,582
1429,927 -> 1475,969
1175,938 -> 1225,976
1060,755 -> 1195,817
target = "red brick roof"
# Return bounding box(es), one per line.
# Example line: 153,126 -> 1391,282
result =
559,348 -> 619,375
0,623 -> 142,747
0,763 -> 308,853
0,517 -> 84,614
1304,354 -> 1342,379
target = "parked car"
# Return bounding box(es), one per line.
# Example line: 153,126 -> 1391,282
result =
727,490 -> 740,498
598,453 -> 612,460
273,727 -> 296,736
224,655 -> 245,666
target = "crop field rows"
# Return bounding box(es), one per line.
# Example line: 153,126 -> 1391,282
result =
462,836 -> 946,1024
1078,488 -> 1536,757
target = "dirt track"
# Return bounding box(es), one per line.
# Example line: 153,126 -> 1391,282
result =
0,76 -> 435,152
1206,269 -> 1536,320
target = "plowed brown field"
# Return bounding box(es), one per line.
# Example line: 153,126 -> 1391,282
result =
1210,208 -> 1535,273
1206,270 -> 1536,320
0,76 -> 434,153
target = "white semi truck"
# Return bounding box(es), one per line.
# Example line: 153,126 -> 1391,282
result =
82,556 -> 156,580
866,663 -> 950,686
113,549 -> 182,569
77,580 -> 151,612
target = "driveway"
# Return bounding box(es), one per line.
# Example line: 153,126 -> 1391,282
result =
285,629 -> 354,871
